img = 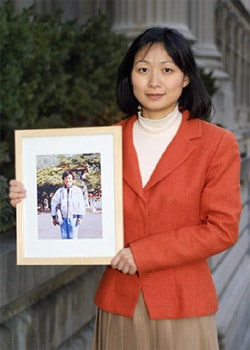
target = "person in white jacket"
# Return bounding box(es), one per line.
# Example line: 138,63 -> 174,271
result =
51,170 -> 85,239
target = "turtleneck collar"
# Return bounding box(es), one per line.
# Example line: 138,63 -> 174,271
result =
137,105 -> 181,134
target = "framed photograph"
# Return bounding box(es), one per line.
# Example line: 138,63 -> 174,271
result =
15,126 -> 123,265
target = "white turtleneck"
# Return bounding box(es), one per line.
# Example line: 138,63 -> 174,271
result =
133,105 -> 182,187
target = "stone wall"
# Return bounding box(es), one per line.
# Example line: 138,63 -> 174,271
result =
0,232 -> 105,349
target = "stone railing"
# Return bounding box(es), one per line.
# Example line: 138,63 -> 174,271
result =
0,232 -> 105,349
211,152 -> 250,350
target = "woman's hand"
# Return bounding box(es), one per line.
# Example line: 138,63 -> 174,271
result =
111,247 -> 138,275
77,218 -> 82,225
9,180 -> 26,207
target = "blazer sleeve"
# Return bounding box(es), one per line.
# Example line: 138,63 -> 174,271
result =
130,130 -> 242,273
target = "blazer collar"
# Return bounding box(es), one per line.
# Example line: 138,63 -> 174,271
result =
122,111 -> 202,197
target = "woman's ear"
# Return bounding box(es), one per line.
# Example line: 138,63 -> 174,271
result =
183,75 -> 190,88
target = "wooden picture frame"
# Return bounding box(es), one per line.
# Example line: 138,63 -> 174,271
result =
15,126 -> 123,265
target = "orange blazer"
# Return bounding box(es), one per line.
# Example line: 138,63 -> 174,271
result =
95,111 -> 242,319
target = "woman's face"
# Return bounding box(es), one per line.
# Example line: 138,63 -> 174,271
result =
131,43 -> 189,119
63,175 -> 73,188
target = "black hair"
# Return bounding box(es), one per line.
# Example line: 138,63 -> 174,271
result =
116,27 -> 212,120
62,170 -> 74,180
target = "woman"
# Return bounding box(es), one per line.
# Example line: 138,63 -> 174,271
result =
9,27 -> 242,350
50,170 -> 85,239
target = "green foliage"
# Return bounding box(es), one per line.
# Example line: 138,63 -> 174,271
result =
36,153 -> 101,188
0,2 -> 128,232
0,176 -> 15,233
36,153 -> 101,207
0,1 -> 128,176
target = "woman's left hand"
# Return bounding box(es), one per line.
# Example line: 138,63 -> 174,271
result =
111,248 -> 138,275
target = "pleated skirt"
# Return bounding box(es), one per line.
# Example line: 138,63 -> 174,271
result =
92,293 -> 219,350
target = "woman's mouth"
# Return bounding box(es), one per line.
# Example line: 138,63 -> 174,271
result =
146,93 -> 165,100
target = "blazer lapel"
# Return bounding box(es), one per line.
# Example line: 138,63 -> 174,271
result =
122,116 -> 144,198
144,114 -> 202,190
121,113 -> 202,195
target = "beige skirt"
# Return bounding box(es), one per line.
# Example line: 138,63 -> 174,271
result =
92,293 -> 219,350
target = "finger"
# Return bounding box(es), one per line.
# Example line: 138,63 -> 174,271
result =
128,266 -> 137,275
9,179 -> 19,187
9,183 -> 26,196
9,191 -> 25,199
10,198 -> 22,207
9,184 -> 26,195
111,251 -> 122,268
121,265 -> 129,274
116,259 -> 125,271
9,180 -> 24,191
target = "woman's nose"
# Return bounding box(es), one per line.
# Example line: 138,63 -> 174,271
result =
148,70 -> 161,87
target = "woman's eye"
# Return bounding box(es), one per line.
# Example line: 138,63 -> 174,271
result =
163,67 -> 173,73
138,67 -> 148,73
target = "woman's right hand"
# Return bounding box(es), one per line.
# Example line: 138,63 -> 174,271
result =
9,179 -> 26,207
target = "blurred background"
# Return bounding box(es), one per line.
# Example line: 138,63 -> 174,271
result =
0,1 -> 249,349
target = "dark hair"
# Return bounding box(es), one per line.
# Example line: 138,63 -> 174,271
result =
62,170 -> 74,180
116,27 -> 212,120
